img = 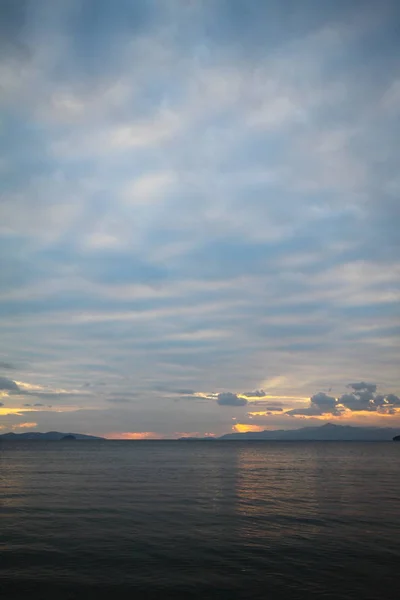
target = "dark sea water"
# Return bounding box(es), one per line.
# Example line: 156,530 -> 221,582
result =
1,441 -> 400,600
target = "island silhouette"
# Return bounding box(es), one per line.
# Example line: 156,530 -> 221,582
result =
0,431 -> 103,441
1,424 -> 400,441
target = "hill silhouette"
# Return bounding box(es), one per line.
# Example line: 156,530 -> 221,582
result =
0,431 -> 103,441
220,423 -> 400,441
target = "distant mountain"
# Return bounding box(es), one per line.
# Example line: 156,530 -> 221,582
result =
220,423 -> 400,441
0,431 -> 104,441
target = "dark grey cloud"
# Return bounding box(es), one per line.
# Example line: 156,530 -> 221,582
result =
23,403 -> 31,406
33,403 -> 44,406
348,382 -> 377,393
0,361 -> 15,370
339,385 -> 400,412
217,392 -> 248,407
288,385 -> 400,417
287,392 -> 339,416
372,395 -> 385,406
311,392 -> 338,411
339,393 -> 369,411
385,394 -> 400,405
0,402 -> 4,407
151,385 -> 196,396
341,390 -> 374,407
0,376 -> 20,391
242,389 -> 266,398
340,381 -> 378,411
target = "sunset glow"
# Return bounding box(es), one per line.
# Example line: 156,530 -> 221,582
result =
233,424 -> 265,434
0,407 -> 36,416
104,432 -> 163,440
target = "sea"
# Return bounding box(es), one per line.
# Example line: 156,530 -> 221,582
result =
1,440 -> 399,600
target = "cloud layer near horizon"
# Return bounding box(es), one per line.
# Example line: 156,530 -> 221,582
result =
0,0 -> 399,436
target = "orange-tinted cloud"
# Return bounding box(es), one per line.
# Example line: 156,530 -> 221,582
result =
248,408 -> 283,417
285,407 -> 400,421
12,422 -> 37,430
241,393 -> 309,403
232,423 -> 264,433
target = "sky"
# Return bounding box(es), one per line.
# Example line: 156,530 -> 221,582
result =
1,0 -> 399,438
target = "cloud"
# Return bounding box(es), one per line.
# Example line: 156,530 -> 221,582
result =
311,392 -> 338,411
287,392 -> 339,416
248,407 -> 283,415
0,361 -> 15,369
348,382 -> 377,393
1,377 -> 92,405
338,384 -> 400,413
385,394 -> 400,405
0,402 -> 4,407
338,393 -> 368,411
22,391 -> 86,401
12,422 -> 37,430
287,383 -> 400,417
340,382 -> 377,411
287,406 -> 329,417
217,392 -> 248,407
0,377 -> 20,391
241,389 -> 267,398
233,423 -> 264,433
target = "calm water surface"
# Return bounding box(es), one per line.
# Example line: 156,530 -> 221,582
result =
1,441 -> 399,599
